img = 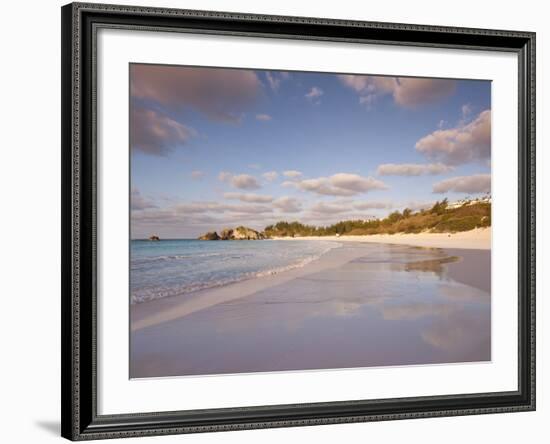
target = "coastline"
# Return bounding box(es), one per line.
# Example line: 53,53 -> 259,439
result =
272,227 -> 491,250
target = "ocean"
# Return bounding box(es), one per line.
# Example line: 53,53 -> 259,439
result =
130,239 -> 340,304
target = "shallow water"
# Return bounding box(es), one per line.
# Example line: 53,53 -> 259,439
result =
130,243 -> 490,378
131,239 -> 339,304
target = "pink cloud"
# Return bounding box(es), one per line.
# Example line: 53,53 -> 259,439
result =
416,110 -> 491,165
393,78 -> 456,107
130,106 -> 195,156
376,163 -> 453,176
432,174 -> 491,194
338,75 -> 456,108
131,64 -> 262,123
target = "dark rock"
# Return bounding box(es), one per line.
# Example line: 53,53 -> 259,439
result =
198,231 -> 220,240
219,228 -> 234,240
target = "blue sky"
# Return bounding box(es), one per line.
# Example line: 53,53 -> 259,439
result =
130,64 -> 491,238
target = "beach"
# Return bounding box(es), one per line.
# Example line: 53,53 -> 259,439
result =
274,227 -> 491,250
130,229 -> 491,378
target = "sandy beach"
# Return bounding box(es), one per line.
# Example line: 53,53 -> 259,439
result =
274,227 -> 491,250
130,230 -> 491,378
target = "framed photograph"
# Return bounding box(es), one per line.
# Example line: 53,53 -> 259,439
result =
61,2 -> 535,440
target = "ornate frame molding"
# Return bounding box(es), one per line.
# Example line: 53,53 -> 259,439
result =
61,2 -> 535,440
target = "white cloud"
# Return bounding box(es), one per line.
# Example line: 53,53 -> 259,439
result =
174,201 -> 272,214
432,174 -> 491,194
461,103 -> 472,117
255,114 -> 272,121
223,204 -> 272,214
173,202 -> 223,213
283,170 -> 303,179
230,174 -> 261,190
262,171 -> 278,182
273,197 -> 302,213
132,208 -> 221,227
305,86 -> 324,101
218,172 -> 262,190
376,163 -> 453,176
330,173 -> 389,194
290,173 -> 388,197
310,201 -> 351,214
415,110 -> 491,165
353,201 -> 394,210
131,202 -> 281,238
265,72 -> 290,91
223,192 -> 273,203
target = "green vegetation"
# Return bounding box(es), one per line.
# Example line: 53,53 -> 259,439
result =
264,199 -> 491,238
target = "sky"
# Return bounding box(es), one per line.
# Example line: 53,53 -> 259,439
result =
130,64 -> 491,239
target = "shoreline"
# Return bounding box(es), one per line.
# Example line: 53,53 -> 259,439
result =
271,227 -> 491,250
131,242 -> 359,331
131,234 -> 490,332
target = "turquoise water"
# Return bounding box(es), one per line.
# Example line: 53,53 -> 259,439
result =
130,239 -> 340,304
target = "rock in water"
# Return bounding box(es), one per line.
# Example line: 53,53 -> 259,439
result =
199,226 -> 265,240
198,231 -> 220,240
219,228 -> 234,240
149,235 -> 160,241
232,226 -> 265,240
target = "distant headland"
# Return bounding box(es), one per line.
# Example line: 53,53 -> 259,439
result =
198,226 -> 265,241
198,198 -> 491,240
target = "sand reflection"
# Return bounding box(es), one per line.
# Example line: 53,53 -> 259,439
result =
131,243 -> 490,378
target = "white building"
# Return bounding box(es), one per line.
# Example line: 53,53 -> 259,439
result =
447,194 -> 491,209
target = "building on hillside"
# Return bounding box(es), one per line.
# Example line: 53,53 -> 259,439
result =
447,193 -> 491,209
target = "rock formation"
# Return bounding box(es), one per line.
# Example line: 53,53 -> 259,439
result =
231,226 -> 265,240
219,228 -> 234,240
198,231 -> 220,240
198,226 -> 266,240
148,235 -> 160,241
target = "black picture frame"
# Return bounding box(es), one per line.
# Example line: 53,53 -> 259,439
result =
61,2 -> 536,440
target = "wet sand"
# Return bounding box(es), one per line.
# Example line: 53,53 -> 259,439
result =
130,242 -> 491,378
442,248 -> 491,293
